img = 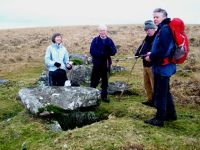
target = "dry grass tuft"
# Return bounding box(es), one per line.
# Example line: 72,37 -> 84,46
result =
171,79 -> 200,106
121,143 -> 144,150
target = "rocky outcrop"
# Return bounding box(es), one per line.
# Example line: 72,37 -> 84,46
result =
111,66 -> 126,74
69,54 -> 90,65
0,79 -> 8,85
38,71 -> 48,86
108,81 -> 132,95
68,65 -> 92,86
18,86 -> 100,114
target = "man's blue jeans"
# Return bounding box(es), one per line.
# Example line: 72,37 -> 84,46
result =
153,74 -> 176,121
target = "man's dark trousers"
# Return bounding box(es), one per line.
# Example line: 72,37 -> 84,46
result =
90,63 -> 108,97
153,74 -> 176,121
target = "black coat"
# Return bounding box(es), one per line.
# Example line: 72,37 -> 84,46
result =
90,36 -> 117,66
135,34 -> 156,67
52,69 -> 67,86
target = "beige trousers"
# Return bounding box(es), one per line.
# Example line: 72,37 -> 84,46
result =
143,67 -> 154,102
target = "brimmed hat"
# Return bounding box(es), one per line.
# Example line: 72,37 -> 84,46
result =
144,20 -> 156,30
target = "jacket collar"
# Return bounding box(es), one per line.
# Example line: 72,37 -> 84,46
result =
52,43 -> 63,49
158,18 -> 171,28
98,35 -> 108,40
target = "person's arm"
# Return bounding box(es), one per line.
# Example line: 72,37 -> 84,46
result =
44,46 -> 55,67
135,45 -> 141,56
63,48 -> 69,65
159,25 -> 174,58
150,25 -> 173,61
135,43 -> 144,57
135,37 -> 147,57
63,48 -> 72,70
103,38 -> 117,57
159,26 -> 173,58
108,38 -> 117,56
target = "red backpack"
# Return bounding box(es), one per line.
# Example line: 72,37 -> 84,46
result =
163,18 -> 189,65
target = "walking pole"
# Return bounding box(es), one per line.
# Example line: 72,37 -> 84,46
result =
118,40 -> 146,100
118,58 -> 138,100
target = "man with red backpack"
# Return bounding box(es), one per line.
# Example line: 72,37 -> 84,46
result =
144,8 -> 177,127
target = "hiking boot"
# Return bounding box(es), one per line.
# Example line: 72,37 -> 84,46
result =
142,101 -> 155,107
101,96 -> 110,103
101,94 -> 110,103
144,117 -> 164,127
165,115 -> 177,121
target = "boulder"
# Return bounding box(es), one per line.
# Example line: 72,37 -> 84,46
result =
108,81 -> 132,95
18,86 -> 100,114
18,88 -> 43,114
69,54 -> 89,65
46,121 -> 62,132
111,66 -> 126,74
68,65 -> 92,86
0,79 -> 8,85
38,71 -> 48,86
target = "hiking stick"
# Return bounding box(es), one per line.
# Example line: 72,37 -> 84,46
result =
118,40 -> 146,100
118,58 -> 138,100
134,54 -> 147,59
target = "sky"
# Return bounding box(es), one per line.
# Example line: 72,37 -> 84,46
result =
0,0 -> 200,29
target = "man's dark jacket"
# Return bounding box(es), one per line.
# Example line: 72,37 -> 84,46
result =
90,36 -> 117,66
135,34 -> 156,67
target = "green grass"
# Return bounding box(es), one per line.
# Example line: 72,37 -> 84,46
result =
0,62 -> 44,121
0,61 -> 200,150
0,62 -> 44,82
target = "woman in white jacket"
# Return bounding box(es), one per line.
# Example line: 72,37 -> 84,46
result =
44,33 -> 72,86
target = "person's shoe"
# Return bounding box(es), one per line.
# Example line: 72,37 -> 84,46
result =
102,97 -> 110,103
142,101 -> 155,107
165,115 -> 177,121
144,117 -> 164,127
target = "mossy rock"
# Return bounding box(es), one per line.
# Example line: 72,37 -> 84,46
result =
71,58 -> 84,65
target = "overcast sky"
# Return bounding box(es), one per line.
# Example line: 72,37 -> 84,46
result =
0,0 -> 199,29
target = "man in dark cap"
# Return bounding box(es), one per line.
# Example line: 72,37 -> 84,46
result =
135,20 -> 157,107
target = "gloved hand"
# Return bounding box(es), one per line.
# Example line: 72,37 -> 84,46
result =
66,63 -> 72,70
54,62 -> 61,68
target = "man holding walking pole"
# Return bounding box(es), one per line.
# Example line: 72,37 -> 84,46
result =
135,20 -> 157,107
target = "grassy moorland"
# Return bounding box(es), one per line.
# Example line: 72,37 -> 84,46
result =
0,25 -> 199,150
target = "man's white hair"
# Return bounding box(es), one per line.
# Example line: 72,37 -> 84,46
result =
98,24 -> 107,31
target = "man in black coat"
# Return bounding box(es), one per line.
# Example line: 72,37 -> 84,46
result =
135,20 -> 156,107
90,25 -> 117,102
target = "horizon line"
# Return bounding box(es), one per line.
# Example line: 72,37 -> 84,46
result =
1,23 -> 200,30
